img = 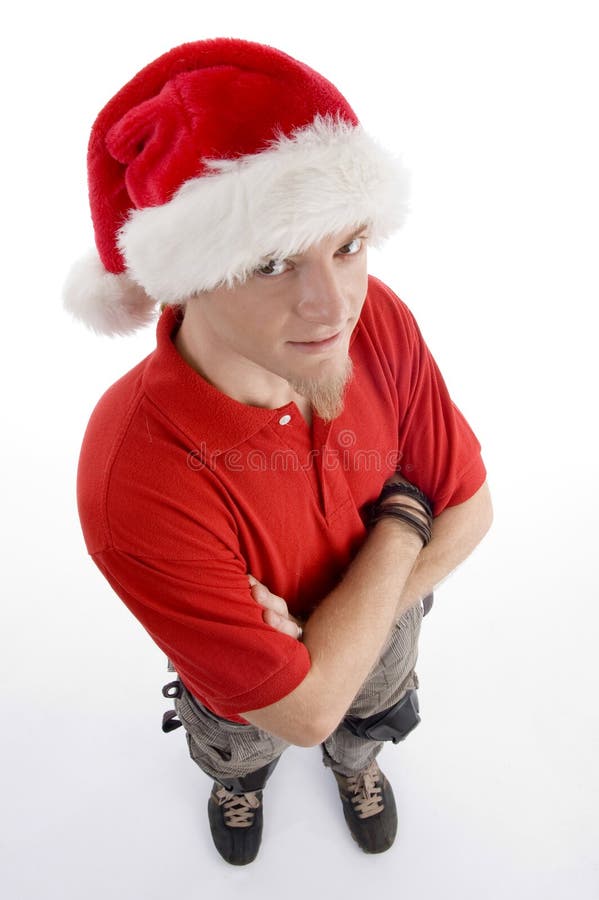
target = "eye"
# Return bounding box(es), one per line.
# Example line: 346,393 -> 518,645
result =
255,258 -> 292,277
337,237 -> 364,256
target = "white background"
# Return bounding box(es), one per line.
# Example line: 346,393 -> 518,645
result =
2,1 -> 598,898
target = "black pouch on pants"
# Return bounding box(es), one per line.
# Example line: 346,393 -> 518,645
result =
343,688 -> 421,744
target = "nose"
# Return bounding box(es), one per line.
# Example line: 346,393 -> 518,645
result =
294,261 -> 350,328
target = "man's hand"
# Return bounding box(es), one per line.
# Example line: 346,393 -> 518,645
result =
248,574 -> 305,640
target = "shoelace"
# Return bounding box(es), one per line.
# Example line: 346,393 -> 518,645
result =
344,760 -> 384,819
214,787 -> 261,828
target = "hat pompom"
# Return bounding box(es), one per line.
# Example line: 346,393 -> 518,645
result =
63,250 -> 158,336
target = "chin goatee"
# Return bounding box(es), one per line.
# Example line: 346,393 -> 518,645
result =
288,357 -> 354,422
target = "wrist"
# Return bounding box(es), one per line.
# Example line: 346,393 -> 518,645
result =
369,480 -> 434,547
371,514 -> 425,551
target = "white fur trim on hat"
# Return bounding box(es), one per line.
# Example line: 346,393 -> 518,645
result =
63,250 -> 158,336
118,115 -> 410,304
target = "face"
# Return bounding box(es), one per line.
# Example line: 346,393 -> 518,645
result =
184,225 -> 370,418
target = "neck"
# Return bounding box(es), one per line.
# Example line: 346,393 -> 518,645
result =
174,310 -> 312,424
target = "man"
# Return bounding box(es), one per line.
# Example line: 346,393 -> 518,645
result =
64,38 -> 492,866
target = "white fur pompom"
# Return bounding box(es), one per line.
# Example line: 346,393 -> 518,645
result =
63,250 -> 158,336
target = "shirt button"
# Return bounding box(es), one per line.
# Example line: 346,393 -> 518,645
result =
278,414 -> 291,425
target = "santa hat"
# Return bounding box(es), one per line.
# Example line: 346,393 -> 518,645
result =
64,38 -> 410,336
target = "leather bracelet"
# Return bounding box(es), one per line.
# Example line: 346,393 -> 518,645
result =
370,502 -> 432,546
377,481 -> 433,518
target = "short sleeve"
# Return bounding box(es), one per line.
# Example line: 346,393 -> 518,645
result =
92,541 -> 311,722
76,384 -> 311,723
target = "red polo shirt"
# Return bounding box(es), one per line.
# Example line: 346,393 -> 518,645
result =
77,275 -> 486,722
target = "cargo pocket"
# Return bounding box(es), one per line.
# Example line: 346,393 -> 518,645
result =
175,685 -> 289,776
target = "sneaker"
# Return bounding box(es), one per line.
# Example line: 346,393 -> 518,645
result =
207,782 -> 264,865
331,758 -> 398,853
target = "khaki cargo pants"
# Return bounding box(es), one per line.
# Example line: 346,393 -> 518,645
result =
170,597 -> 426,784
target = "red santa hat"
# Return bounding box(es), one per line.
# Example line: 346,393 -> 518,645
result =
64,38 -> 410,336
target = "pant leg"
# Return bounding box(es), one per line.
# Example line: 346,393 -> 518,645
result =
321,597 -> 425,776
174,682 -> 290,790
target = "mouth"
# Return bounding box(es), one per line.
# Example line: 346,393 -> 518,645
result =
287,329 -> 345,353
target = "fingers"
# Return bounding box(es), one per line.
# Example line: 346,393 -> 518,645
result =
252,584 -> 289,618
263,608 -> 302,639
248,574 -> 302,640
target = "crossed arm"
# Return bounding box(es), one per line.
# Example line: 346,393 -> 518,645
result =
242,480 -> 493,746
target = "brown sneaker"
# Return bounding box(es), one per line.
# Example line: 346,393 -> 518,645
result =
332,758 -> 398,853
207,783 -> 264,865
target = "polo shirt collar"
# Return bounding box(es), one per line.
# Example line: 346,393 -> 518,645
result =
143,305 -> 294,452
144,303 -> 364,453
